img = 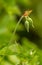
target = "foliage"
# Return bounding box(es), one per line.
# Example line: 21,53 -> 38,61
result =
0,0 -> 42,65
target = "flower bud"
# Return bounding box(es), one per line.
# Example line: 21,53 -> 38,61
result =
25,20 -> 29,32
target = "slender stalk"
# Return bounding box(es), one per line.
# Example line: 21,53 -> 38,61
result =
9,15 -> 24,44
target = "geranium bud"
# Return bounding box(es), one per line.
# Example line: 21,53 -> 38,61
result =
25,20 -> 29,32
23,10 -> 32,16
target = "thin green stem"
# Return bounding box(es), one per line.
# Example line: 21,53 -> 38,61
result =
9,15 -> 24,44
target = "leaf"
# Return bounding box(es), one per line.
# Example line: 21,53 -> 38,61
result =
8,55 -> 20,65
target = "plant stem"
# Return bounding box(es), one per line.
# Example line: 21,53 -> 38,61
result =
9,15 -> 24,44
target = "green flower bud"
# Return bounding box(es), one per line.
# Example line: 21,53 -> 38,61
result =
25,20 -> 29,32
27,17 -> 34,28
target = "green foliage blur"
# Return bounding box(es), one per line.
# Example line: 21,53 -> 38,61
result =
0,0 -> 42,65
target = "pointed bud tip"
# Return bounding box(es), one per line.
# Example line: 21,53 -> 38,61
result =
23,10 -> 32,16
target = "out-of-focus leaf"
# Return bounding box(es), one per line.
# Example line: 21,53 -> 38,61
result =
8,55 -> 20,65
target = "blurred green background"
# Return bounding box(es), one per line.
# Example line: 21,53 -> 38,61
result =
0,0 -> 42,65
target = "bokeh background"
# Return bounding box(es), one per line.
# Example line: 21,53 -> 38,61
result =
0,0 -> 42,65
